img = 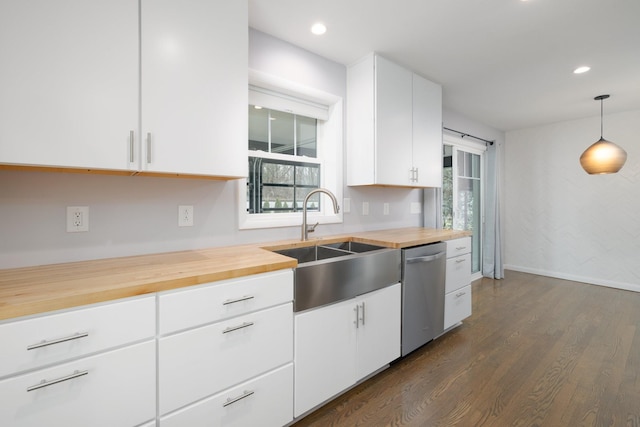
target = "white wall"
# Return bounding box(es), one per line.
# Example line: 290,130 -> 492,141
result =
0,29 -> 422,269
443,107 -> 505,147
505,109 -> 640,291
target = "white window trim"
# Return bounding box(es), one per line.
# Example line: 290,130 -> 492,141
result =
239,70 -> 343,230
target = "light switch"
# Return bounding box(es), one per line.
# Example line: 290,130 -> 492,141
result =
343,198 -> 351,214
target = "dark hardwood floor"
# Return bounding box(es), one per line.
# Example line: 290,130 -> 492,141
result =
292,271 -> 640,427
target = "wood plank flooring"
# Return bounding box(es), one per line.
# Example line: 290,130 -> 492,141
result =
292,271 -> 640,427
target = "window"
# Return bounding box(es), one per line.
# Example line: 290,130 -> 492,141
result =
238,72 -> 343,230
247,106 -> 322,214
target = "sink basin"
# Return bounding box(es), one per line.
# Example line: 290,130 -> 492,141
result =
321,241 -> 386,253
274,245 -> 351,263
273,241 -> 401,312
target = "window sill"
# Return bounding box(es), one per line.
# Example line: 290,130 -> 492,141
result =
239,210 -> 342,230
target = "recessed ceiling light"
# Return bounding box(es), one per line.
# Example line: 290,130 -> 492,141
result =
253,105 -> 262,109
574,66 -> 591,74
311,22 -> 327,35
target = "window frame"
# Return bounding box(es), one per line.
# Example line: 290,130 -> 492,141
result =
238,70 -> 343,230
442,134 -> 486,280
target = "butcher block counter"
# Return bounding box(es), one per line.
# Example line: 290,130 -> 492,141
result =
0,227 -> 470,321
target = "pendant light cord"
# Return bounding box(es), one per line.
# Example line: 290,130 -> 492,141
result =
600,97 -> 604,138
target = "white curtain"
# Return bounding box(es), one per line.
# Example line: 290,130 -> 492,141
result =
482,141 -> 504,279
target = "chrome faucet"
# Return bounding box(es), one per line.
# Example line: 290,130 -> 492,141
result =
301,188 -> 340,241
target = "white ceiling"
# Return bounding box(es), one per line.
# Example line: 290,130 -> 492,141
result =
248,0 -> 640,132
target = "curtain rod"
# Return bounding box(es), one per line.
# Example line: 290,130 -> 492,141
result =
443,127 -> 494,145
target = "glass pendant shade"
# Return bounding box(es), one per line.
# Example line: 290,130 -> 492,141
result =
580,94 -> 627,174
580,137 -> 627,174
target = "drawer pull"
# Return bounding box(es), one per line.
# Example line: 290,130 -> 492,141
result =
455,258 -> 466,264
223,295 -> 255,306
455,246 -> 467,251
223,390 -> 254,407
27,369 -> 88,392
27,331 -> 89,351
222,321 -> 254,334
456,291 -> 467,297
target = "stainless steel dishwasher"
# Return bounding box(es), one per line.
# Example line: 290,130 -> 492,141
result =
401,242 -> 447,356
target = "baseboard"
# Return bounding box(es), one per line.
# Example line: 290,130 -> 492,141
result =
504,264 -> 640,293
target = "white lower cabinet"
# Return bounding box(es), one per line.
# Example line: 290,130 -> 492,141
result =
160,364 -> 293,427
0,296 -> 155,377
0,340 -> 155,427
444,285 -> 472,330
158,270 -> 295,426
159,303 -> 293,415
294,283 -> 401,417
445,253 -> 472,293
444,237 -> 472,330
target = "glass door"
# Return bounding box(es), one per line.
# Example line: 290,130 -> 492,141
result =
442,141 -> 484,276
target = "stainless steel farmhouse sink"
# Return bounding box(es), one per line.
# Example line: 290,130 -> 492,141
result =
272,241 -> 401,312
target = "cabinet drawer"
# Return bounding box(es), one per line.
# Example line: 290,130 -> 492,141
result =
159,269 -> 293,334
445,253 -> 471,293
0,340 -> 155,427
159,303 -> 293,415
0,295 -> 155,378
160,363 -> 293,427
446,237 -> 471,258
444,285 -> 472,330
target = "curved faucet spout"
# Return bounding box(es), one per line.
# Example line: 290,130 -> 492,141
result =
301,188 -> 340,241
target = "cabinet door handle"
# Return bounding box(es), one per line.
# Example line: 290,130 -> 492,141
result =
222,295 -> 255,306
146,132 -> 152,164
27,369 -> 88,392
354,305 -> 359,329
360,302 -> 365,326
409,167 -> 420,182
129,130 -> 135,163
456,291 -> 466,297
455,246 -> 467,251
222,390 -> 254,407
27,332 -> 89,351
222,321 -> 254,334
414,167 -> 419,182
455,258 -> 466,264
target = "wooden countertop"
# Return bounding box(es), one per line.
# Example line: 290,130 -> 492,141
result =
0,227 -> 470,321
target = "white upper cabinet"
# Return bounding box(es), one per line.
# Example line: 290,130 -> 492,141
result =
347,53 -> 442,187
0,0 -> 138,171
412,73 -> 443,187
0,0 -> 248,178
140,0 -> 247,177
374,56 -> 414,186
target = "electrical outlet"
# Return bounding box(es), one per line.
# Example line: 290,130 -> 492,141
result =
362,201 -> 369,216
410,202 -> 422,214
383,203 -> 390,215
178,205 -> 194,227
66,206 -> 89,232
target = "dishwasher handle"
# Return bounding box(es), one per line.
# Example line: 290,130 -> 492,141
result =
405,252 -> 445,264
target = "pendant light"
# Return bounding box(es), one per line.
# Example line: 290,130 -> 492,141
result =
579,94 -> 627,174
